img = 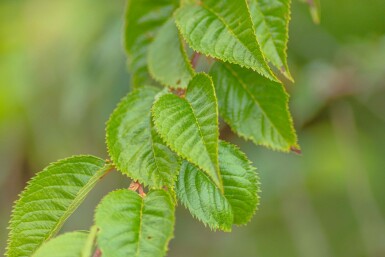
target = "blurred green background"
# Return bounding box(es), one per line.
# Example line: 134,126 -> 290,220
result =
1,0 -> 385,256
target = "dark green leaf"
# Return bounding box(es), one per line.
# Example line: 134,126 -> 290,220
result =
177,141 -> 259,230
210,62 -> 299,151
148,18 -> 194,88
125,0 -> 178,87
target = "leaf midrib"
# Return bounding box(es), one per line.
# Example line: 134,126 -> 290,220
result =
200,3 -> 261,63
252,2 -> 283,66
30,163 -> 112,256
184,98 -> 217,179
223,63 -> 288,142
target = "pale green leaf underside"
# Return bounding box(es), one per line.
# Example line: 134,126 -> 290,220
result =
210,62 -> 298,151
152,73 -> 221,189
148,18 -> 194,88
174,0 -> 276,81
7,156 -> 108,257
106,86 -> 179,189
32,231 -> 89,257
249,0 -> 293,80
95,189 -> 175,257
177,141 -> 259,230
125,0 -> 178,86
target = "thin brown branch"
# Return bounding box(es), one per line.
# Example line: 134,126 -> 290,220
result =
190,52 -> 201,69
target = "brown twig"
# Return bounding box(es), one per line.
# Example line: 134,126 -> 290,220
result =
128,181 -> 146,197
190,52 -> 201,69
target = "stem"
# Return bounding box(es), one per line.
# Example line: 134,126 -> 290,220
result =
129,181 -> 146,197
190,52 -> 200,69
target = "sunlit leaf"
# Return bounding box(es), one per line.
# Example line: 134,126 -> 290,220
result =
174,0 -> 277,81
95,189 -> 175,257
6,156 -> 110,257
32,231 -> 91,257
152,73 -> 222,189
249,0 -> 293,80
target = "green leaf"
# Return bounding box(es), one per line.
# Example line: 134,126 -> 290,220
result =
95,189 -> 175,257
7,156 -> 110,257
177,141 -> 259,230
106,86 -> 179,189
219,141 -> 259,225
249,0 -> 293,81
210,62 -> 299,151
177,161 -> 233,231
125,0 -> 178,87
152,73 -> 221,189
81,226 -> 98,257
32,231 -> 90,257
174,0 -> 276,81
148,18 -> 194,88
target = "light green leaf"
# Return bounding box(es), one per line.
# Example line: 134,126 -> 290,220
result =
32,231 -> 90,257
249,0 -> 293,80
210,62 -> 299,151
106,86 -> 179,189
95,189 -> 175,257
152,73 -> 221,189
174,0 -> 277,81
177,141 -> 259,230
81,226 -> 98,257
148,18 -> 194,88
7,156 -> 110,257
125,0 -> 178,87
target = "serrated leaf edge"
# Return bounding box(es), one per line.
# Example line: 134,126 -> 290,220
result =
105,86 -> 180,190
173,3 -> 279,82
216,63 -> 299,152
6,155 -> 111,257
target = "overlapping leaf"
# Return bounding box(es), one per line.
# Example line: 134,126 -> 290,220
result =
148,18 -> 194,88
210,62 -> 298,151
219,141 -> 259,225
177,141 -> 259,230
177,161 -> 233,231
7,156 -> 110,257
125,0 -> 178,86
174,0 -> 276,81
249,0 -> 293,80
152,73 -> 221,189
106,86 -> 179,189
95,189 -> 175,257
32,231 -> 92,257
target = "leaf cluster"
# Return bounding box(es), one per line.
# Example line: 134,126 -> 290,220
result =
6,0 -> 303,256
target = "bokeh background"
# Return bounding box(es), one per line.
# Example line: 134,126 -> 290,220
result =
1,0 -> 385,256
